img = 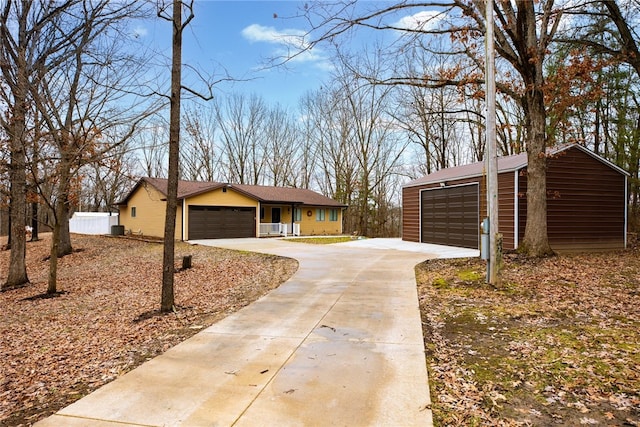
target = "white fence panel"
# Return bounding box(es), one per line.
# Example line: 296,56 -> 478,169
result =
70,213 -> 118,235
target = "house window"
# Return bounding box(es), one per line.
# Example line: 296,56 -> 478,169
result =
329,209 -> 338,221
294,208 -> 302,222
316,208 -> 325,221
260,207 -> 265,220
131,206 -> 137,218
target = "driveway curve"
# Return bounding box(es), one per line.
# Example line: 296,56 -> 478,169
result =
34,238 -> 468,427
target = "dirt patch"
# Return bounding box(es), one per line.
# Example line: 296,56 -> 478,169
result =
417,250 -> 640,426
0,234 -> 297,426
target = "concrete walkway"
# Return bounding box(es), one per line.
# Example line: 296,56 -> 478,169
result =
36,238 -> 473,426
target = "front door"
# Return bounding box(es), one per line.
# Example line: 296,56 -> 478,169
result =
272,207 -> 281,223
271,208 -> 280,224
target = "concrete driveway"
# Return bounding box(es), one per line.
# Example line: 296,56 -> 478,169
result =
36,238 -> 476,426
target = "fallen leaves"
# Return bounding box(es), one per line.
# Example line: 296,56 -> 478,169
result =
417,247 -> 640,426
0,234 -> 297,426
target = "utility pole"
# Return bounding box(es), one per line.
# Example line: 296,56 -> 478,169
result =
485,0 -> 500,284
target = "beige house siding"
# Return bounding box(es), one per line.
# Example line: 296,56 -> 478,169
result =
119,180 -> 345,239
183,188 -> 259,240
297,206 -> 343,235
257,205 -> 344,236
118,182 -> 182,239
261,205 -> 294,224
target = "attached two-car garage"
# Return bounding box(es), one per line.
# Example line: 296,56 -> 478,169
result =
188,206 -> 256,239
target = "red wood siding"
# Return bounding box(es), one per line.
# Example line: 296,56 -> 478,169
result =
545,148 -> 626,250
516,147 -> 626,251
402,185 -> 421,242
517,170 -> 528,249
498,171 -> 517,250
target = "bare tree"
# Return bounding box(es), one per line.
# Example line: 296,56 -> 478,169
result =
300,52 -> 407,237
79,138 -> 139,211
0,1 -> 157,292
301,86 -> 359,211
216,93 -> 268,185
298,0 -> 566,255
391,40 -> 482,177
600,1 -> 640,78
25,1 -> 154,293
264,104 -> 301,187
0,0 -> 41,289
295,104 -> 320,190
156,0 -> 195,312
137,119 -> 169,178
340,74 -> 406,235
182,104 -> 223,182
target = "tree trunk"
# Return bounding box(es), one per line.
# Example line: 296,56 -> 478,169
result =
5,177 -> 29,289
47,221 -> 60,294
48,161 -> 73,294
3,22 -> 30,289
30,201 -> 39,241
520,89 -> 553,256
161,0 -> 184,313
6,208 -> 11,248
57,201 -> 72,257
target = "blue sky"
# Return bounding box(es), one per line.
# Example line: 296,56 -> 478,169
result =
139,1 -> 339,110
135,1 -> 444,111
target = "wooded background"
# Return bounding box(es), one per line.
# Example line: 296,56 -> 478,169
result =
1,1 -> 639,263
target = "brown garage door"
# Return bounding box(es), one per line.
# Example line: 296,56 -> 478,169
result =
421,184 -> 479,249
188,206 -> 256,239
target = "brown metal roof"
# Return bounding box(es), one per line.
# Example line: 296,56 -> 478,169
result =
142,177 -> 223,199
230,183 -> 347,207
117,177 -> 347,207
403,152 -> 527,188
403,144 -> 628,189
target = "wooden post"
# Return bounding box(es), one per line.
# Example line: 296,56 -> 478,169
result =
182,255 -> 192,270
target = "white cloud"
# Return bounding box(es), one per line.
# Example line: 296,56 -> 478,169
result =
392,10 -> 445,32
242,24 -> 308,50
241,23 -> 331,70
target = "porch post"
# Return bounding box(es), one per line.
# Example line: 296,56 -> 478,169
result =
257,202 -> 261,237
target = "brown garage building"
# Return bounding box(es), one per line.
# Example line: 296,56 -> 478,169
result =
402,144 -> 629,251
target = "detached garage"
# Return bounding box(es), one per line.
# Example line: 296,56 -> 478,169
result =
403,144 -> 629,251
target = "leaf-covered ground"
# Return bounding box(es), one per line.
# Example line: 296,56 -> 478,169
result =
3,233 -> 639,427
0,234 -> 297,426
417,244 -> 640,426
